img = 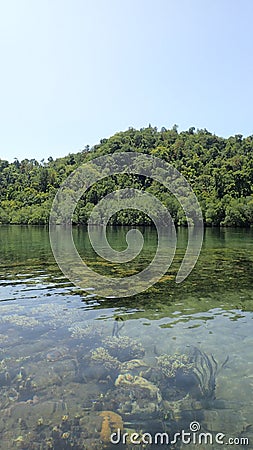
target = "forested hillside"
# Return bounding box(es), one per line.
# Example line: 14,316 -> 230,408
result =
1,125 -> 253,226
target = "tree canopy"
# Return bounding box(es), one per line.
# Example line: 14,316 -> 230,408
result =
1,126 -> 253,226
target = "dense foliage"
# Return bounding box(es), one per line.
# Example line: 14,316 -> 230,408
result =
1,125 -> 253,226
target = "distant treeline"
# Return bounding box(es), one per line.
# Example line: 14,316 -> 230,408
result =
1,125 -> 253,226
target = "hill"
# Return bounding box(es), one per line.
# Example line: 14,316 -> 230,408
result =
1,125 -> 253,226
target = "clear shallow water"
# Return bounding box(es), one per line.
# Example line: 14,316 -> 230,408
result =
0,225 -> 253,449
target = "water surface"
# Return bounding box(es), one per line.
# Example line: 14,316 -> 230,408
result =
0,225 -> 253,449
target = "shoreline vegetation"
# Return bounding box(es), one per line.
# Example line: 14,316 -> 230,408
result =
1,125 -> 253,227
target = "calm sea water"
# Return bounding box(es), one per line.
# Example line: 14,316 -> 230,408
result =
0,225 -> 253,449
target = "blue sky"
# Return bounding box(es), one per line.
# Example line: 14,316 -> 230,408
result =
0,0 -> 253,162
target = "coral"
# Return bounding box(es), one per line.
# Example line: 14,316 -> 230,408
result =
0,334 -> 8,344
13,435 -> 25,448
156,353 -> 194,379
90,347 -> 120,371
68,322 -> 103,341
1,314 -> 39,327
99,411 -> 123,443
0,359 -> 8,372
0,305 -> 24,313
102,336 -> 145,362
31,304 -> 64,316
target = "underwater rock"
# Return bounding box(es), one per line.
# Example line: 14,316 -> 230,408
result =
120,359 -> 149,375
4,408 -> 105,450
46,347 -> 69,362
163,394 -> 203,423
0,362 -> 36,408
113,373 -> 162,419
75,359 -> 113,384
25,359 -> 65,392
